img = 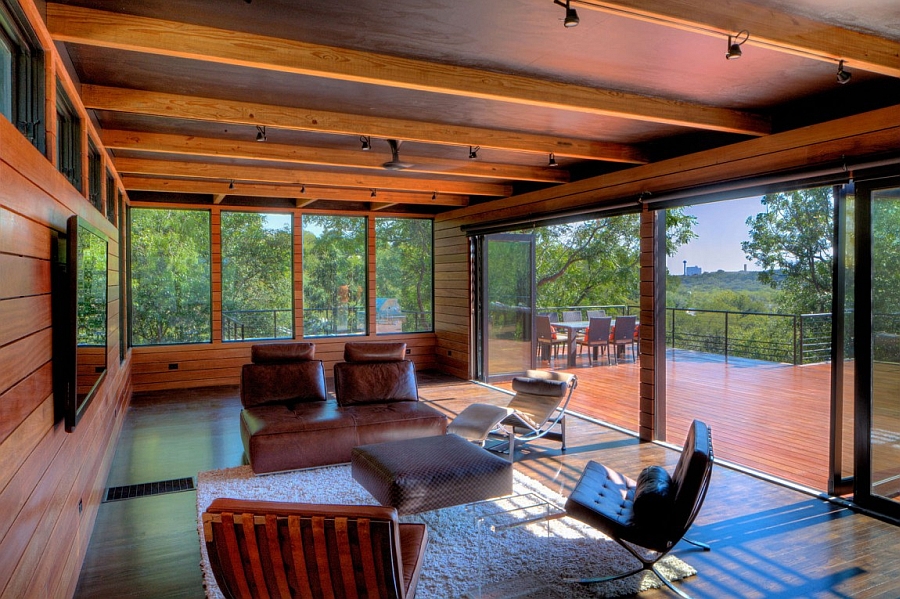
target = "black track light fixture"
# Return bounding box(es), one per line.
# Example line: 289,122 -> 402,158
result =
725,30 -> 749,60
300,185 -> 306,194
371,189 -> 377,198
468,146 -> 480,160
228,180 -> 235,190
432,191 -> 437,201
360,136 -> 371,151
255,125 -> 266,142
548,152 -> 558,167
836,60 -> 852,85
553,0 -> 579,27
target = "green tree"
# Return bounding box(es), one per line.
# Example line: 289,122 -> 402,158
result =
302,215 -> 366,335
131,208 -> 211,344
742,187 -> 833,314
221,212 -> 293,339
375,218 -> 433,332
531,210 -> 696,308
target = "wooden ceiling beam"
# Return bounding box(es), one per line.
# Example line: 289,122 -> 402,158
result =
115,157 -> 508,196
81,85 -> 645,163
575,0 -> 900,79
100,130 -> 570,184
48,3 -> 769,135
122,175 -> 469,207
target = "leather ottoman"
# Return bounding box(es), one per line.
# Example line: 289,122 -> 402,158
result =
351,434 -> 513,515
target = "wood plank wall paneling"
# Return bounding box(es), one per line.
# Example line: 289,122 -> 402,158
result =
0,90 -> 130,599
130,333 -> 438,392
432,219 -> 471,379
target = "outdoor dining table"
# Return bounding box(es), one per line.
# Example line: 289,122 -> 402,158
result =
550,320 -> 592,368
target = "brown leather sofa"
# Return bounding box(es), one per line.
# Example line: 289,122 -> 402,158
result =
240,341 -> 447,474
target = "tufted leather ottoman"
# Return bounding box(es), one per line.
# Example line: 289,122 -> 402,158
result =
351,434 -> 513,515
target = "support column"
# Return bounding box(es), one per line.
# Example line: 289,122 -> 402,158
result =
639,208 -> 666,441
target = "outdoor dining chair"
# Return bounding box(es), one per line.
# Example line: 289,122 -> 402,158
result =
536,314 -> 567,361
577,316 -> 612,365
612,315 -> 637,363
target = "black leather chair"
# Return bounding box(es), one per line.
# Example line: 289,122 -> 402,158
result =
565,420 -> 713,599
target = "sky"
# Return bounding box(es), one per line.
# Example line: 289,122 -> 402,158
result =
666,195 -> 765,274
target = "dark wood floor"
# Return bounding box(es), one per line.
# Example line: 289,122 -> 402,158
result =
515,348 -> 851,491
74,373 -> 900,599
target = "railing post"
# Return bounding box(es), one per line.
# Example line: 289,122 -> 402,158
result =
670,308 -> 675,348
795,315 -> 800,365
724,311 -> 729,359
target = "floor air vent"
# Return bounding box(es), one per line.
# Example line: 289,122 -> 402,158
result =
104,477 -> 195,502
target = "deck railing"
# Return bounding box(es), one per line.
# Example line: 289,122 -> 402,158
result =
540,304 -> 835,365
222,309 -> 293,341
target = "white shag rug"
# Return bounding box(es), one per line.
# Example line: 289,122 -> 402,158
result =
196,464 -> 695,598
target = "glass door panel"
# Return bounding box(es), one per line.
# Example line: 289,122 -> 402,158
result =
481,233 -> 535,382
869,186 -> 900,506
856,178 -> 900,520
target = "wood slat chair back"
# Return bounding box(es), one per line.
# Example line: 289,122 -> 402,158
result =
203,499 -> 427,599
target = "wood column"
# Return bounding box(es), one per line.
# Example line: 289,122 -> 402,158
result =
638,208 -> 665,442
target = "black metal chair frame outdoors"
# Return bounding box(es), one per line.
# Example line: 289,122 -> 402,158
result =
564,420 -> 714,599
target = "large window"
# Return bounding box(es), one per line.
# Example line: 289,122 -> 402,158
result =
130,208 -> 211,345
302,215 -> 366,337
87,142 -> 102,212
0,1 -> 43,151
56,82 -> 81,191
221,211 -> 293,341
375,218 -> 433,333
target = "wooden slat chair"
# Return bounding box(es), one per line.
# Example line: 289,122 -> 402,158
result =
203,498 -> 428,599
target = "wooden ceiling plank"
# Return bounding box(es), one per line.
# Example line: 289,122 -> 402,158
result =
212,193 -> 227,204
100,129 -> 571,183
48,3 -> 769,135
82,85 -> 645,163
114,157 -> 509,196
120,176 -> 471,207
370,202 -> 397,211
576,0 -> 900,79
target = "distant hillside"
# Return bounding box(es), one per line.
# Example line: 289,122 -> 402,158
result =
673,270 -> 775,292
667,270 -> 782,312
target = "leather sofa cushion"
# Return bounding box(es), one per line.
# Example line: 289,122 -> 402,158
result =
240,400 -> 447,474
240,360 -> 327,408
334,360 -> 418,406
251,342 -> 315,363
343,341 -> 407,362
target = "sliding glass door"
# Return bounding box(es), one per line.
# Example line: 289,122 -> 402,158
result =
855,177 -> 900,520
477,233 -> 536,382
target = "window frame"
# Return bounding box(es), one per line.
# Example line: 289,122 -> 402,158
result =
374,216 -> 434,335
55,81 -> 82,191
0,0 -> 44,151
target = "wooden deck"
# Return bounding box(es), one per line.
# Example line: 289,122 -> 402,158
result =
75,379 -> 900,599
495,349 -> 849,491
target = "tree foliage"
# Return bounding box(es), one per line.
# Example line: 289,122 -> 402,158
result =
375,218 -> 433,332
302,215 -> 366,335
742,187 -> 833,314
131,208 -> 211,344
221,212 -> 293,339
530,210 -> 696,308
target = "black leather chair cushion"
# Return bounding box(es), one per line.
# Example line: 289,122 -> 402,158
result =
632,465 -> 674,525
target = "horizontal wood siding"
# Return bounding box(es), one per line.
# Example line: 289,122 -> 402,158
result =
433,219 -> 470,379
0,10 -> 131,594
131,334 -> 437,392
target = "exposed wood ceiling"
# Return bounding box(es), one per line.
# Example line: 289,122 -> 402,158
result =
46,0 -> 900,214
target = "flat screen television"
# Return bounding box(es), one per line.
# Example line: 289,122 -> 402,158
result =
53,215 -> 108,432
